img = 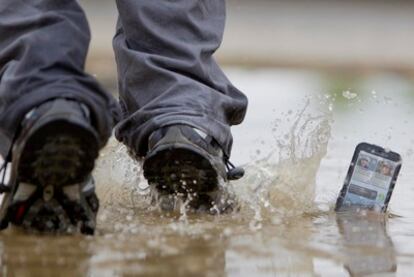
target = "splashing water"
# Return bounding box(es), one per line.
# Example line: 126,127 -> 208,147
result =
342,90 -> 358,100
93,138 -> 240,232
235,98 -> 332,224
93,140 -> 152,233
93,97 -> 332,234
95,141 -> 147,205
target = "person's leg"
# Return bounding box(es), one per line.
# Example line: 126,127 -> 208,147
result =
113,0 -> 248,159
0,0 -> 119,156
0,0 -> 119,233
113,0 -> 248,212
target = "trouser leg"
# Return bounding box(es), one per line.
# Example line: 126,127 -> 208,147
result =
113,0 -> 248,158
0,0 -> 120,157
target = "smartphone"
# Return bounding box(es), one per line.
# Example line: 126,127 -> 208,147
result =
335,143 -> 402,213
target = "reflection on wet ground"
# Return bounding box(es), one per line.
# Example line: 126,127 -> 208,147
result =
336,213 -> 396,276
0,212 -> 403,276
1,69 -> 414,276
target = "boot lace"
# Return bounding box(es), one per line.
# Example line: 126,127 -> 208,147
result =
224,156 -> 245,181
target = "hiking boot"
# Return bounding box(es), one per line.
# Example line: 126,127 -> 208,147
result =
142,125 -> 244,213
0,99 -> 100,234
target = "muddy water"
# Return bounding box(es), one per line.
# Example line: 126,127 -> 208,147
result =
1,69 -> 414,276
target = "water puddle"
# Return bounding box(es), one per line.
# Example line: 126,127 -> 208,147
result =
1,69 -> 414,276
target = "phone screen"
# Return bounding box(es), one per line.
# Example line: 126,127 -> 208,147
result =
342,151 -> 398,210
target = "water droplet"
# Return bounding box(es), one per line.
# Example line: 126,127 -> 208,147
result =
223,228 -> 232,236
342,90 -> 357,99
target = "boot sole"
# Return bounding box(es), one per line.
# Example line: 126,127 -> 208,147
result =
2,119 -> 100,234
18,121 -> 98,186
143,144 -> 219,195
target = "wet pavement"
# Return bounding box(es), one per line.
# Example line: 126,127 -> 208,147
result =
1,68 -> 414,276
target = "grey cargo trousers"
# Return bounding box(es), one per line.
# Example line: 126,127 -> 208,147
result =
0,1 -> 248,158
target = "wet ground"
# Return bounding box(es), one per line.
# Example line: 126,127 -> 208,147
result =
1,68 -> 414,276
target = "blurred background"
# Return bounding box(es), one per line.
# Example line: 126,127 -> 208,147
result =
81,0 -> 414,91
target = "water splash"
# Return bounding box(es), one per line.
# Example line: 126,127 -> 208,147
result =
94,139 -> 148,208
342,90 -> 358,100
93,97 -> 332,233
235,98 -> 332,222
93,138 -> 240,232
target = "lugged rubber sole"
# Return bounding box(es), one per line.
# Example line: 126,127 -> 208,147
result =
18,121 -> 98,187
143,146 -> 240,214
4,120 -> 100,234
143,146 -> 219,195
